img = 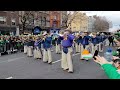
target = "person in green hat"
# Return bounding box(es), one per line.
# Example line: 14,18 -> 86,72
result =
94,56 -> 120,79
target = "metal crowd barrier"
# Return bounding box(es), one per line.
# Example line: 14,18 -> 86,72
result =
0,42 -> 24,56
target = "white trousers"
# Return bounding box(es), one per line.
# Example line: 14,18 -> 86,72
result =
61,47 -> 73,72
99,42 -> 103,52
34,47 -> 42,59
105,39 -> 109,46
43,48 -> 52,63
75,43 -> 81,53
56,43 -> 61,53
91,44 -> 98,55
27,46 -> 33,57
24,45 -> 28,54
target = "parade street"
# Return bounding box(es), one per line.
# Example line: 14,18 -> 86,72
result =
0,46 -> 115,79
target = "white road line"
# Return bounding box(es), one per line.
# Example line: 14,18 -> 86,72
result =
7,57 -> 25,62
5,76 -> 13,79
52,53 -> 80,64
52,60 -> 61,64
0,57 -> 25,64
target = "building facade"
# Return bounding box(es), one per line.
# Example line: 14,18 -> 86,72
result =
88,16 -> 95,32
0,11 -> 19,35
60,11 -> 68,29
68,12 -> 88,32
19,11 -> 51,34
49,11 -> 61,33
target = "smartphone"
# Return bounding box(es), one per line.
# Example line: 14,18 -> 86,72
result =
93,50 -> 99,60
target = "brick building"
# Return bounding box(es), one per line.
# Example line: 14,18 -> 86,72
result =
19,11 -> 51,34
60,11 -> 68,29
0,11 -> 19,35
19,11 -> 62,33
49,11 -> 61,33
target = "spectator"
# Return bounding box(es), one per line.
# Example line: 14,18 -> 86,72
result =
108,35 -> 114,46
94,56 -> 120,79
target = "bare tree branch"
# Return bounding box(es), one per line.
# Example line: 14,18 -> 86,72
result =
18,11 -> 35,34
93,16 -> 110,32
61,11 -> 80,29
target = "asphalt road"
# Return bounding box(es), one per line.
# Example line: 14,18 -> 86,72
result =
0,45 -> 116,79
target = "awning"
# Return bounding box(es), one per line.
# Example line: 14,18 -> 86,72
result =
0,26 -> 16,32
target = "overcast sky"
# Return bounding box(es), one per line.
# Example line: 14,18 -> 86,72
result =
81,11 -> 120,26
68,11 -> 120,31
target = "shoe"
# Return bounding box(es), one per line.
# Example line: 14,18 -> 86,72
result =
68,71 -> 73,73
48,62 -> 52,64
63,68 -> 69,71
44,61 -> 48,63
86,60 -> 89,61
81,59 -> 85,60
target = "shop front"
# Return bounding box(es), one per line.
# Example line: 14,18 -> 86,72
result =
0,26 -> 16,36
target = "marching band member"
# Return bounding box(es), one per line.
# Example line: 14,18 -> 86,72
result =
23,36 -> 28,54
27,36 -> 34,57
60,30 -> 75,73
98,33 -> 104,52
80,32 -> 91,60
75,33 -> 82,53
75,34 -> 79,53
34,36 -> 42,59
56,35 -> 62,54
42,32 -> 52,64
91,33 -> 99,55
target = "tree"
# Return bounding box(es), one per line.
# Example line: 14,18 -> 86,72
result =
60,11 -> 79,29
19,11 -> 35,34
93,16 -> 110,32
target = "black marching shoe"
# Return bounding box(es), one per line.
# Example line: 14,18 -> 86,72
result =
63,68 -> 69,71
48,62 -> 52,65
68,71 -> 73,73
44,61 -> 48,63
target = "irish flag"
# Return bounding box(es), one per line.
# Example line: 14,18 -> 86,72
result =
81,49 -> 93,59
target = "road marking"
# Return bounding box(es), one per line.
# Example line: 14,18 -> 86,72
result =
7,57 -> 25,62
5,76 -> 13,79
52,53 -> 80,64
0,57 -> 25,64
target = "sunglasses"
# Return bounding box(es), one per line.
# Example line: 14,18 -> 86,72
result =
113,59 -> 120,64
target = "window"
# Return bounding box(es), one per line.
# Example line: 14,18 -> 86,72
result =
46,16 -> 50,21
11,18 -> 16,25
40,17 -> 42,26
43,17 -> 46,26
0,16 -> 6,24
54,16 -> 57,20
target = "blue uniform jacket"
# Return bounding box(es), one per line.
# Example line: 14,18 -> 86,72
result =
97,36 -> 102,43
57,36 -> 61,45
42,37 -> 52,49
81,36 -> 91,45
27,39 -> 34,46
34,40 -> 42,49
61,34 -> 75,47
76,36 -> 82,44
91,36 -> 99,45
